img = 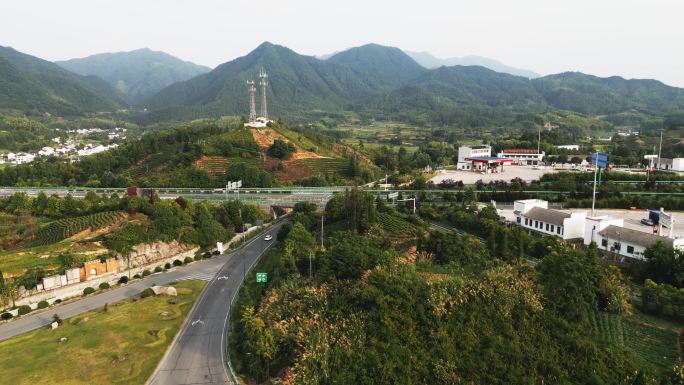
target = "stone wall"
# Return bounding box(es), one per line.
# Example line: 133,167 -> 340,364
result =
12,241 -> 199,307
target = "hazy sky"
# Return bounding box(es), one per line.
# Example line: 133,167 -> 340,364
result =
2,0 -> 683,87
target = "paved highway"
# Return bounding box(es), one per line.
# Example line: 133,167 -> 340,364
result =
148,222 -> 283,385
0,250 -> 235,342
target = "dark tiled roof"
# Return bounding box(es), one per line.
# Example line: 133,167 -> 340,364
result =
598,225 -> 674,248
523,207 -> 570,226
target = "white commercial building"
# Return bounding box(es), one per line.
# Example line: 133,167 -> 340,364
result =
556,144 -> 580,151
497,149 -> 545,166
457,145 -> 491,170
658,158 -> 684,172
513,199 -> 586,240
593,225 -> 684,261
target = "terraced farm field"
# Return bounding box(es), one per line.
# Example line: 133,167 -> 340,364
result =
377,212 -> 420,238
195,156 -> 230,178
590,310 -> 682,375
33,211 -> 125,246
299,158 -> 349,177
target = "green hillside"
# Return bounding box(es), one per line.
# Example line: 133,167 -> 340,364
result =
141,42 -> 684,126
140,42 -> 427,121
533,72 -> 684,115
0,46 -> 124,115
57,48 -> 211,104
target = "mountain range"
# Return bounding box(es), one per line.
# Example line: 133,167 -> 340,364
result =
56,48 -> 210,104
142,42 -> 684,123
0,45 -> 125,114
404,51 -> 540,78
1,42 -> 683,124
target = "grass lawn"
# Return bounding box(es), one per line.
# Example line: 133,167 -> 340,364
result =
0,280 -> 206,385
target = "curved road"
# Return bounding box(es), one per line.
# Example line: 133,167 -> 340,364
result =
0,249 -> 234,342
148,222 -> 283,385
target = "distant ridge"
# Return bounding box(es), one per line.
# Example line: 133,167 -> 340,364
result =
57,48 -> 210,103
405,51 -> 541,79
0,45 -> 124,115
141,42 -> 427,119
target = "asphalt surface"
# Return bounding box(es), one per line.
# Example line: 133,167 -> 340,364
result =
0,250 -> 234,342
148,222 -> 283,385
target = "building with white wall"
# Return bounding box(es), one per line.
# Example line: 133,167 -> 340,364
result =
556,144 -> 580,151
457,145 -> 491,170
658,158 -> 684,172
497,149 -> 545,165
594,225 -> 684,261
583,216 -> 624,246
513,199 -> 586,240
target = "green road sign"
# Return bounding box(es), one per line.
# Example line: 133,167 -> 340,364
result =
256,272 -> 267,283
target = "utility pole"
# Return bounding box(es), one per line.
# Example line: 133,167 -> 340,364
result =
657,129 -> 663,171
308,250 -> 313,280
320,214 -> 324,249
537,124 -> 541,155
591,152 -> 598,217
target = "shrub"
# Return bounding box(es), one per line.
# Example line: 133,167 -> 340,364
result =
142,269 -> 151,277
195,255 -> 202,262
99,282 -> 111,290
82,287 -> 95,296
54,299 -> 62,304
133,274 -> 141,279
52,313 -> 62,325
140,288 -> 155,298
173,259 -> 183,267
1,312 -> 12,320
164,262 -> 171,270
212,250 -> 220,255
118,276 -> 129,284
37,300 -> 49,309
18,305 -> 32,315
154,266 -> 163,273
184,257 -> 193,264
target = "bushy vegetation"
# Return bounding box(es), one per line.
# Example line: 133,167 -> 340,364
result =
17,305 -> 32,315
267,139 -> 295,160
231,193 -> 663,384
82,287 -> 95,296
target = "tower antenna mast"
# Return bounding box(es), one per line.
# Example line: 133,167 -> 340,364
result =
259,68 -> 269,120
247,80 -> 257,123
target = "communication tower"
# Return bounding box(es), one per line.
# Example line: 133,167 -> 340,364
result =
247,80 -> 257,123
259,68 -> 268,119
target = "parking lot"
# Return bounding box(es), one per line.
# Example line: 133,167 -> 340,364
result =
430,165 -> 559,185
499,207 -> 684,239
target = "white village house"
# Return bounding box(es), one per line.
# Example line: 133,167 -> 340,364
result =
513,199 -> 586,240
512,199 -> 684,261
591,225 -> 684,261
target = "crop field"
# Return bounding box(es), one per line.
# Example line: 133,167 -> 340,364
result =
299,158 -> 349,177
195,155 -> 229,178
590,310 -> 682,375
0,280 -> 205,385
33,211 -> 124,246
377,212 -> 419,238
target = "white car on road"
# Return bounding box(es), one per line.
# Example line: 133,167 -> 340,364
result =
264,235 -> 273,241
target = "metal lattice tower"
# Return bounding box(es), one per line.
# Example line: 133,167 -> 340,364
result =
247,80 -> 257,122
259,68 -> 268,119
